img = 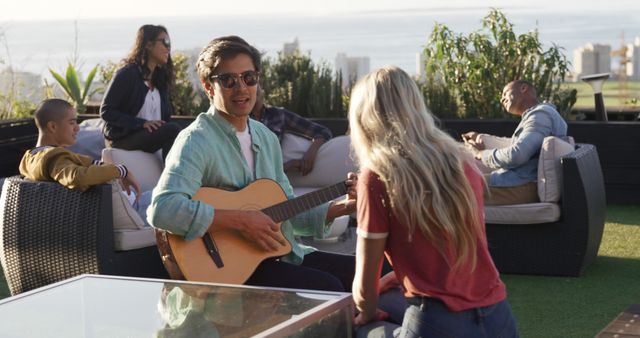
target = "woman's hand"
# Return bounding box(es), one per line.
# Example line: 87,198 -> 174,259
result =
354,308 -> 389,326
143,120 -> 165,133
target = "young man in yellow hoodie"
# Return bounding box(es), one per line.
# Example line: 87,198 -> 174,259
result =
19,99 -> 140,198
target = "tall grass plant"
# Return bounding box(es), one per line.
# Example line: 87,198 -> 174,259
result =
423,9 -> 576,119
261,50 -> 347,118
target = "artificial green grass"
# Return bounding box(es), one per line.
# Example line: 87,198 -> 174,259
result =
562,81 -> 640,109
0,205 -> 638,337
503,205 -> 640,337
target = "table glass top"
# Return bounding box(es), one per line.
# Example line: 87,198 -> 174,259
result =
0,275 -> 349,338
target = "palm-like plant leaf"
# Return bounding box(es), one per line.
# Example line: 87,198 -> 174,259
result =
81,65 -> 98,103
65,64 -> 82,104
48,63 -> 99,113
49,69 -> 73,98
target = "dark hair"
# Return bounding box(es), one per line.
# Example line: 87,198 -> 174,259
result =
33,99 -> 73,130
196,35 -> 262,84
123,24 -> 174,91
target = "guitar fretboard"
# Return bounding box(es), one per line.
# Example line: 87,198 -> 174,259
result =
262,182 -> 348,222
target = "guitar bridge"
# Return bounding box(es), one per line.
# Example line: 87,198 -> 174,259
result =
203,233 -> 224,268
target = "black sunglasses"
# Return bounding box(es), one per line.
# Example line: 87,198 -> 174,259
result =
210,70 -> 260,89
155,38 -> 171,49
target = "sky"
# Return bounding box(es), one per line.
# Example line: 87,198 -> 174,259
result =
0,0 -> 637,79
1,0 -> 635,21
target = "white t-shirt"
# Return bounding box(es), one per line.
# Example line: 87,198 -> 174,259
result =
236,127 -> 254,176
137,83 -> 161,121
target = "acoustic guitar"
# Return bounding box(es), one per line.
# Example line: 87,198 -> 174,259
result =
156,179 -> 347,284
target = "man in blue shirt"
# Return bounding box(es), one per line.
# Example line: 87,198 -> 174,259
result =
148,36 -> 357,292
463,80 -> 568,205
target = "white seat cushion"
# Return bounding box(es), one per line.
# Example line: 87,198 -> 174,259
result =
282,133 -> 312,164
102,148 -> 162,250
283,134 -> 356,239
102,148 -> 163,192
114,227 -> 157,251
485,203 -> 561,224
110,181 -> 146,230
284,134 -> 357,188
537,136 -> 575,203
482,136 -> 574,225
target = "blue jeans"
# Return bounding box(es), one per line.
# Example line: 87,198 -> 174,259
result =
136,190 -> 153,225
357,298 -> 519,338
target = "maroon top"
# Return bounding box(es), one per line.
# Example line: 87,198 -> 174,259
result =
356,163 -> 506,312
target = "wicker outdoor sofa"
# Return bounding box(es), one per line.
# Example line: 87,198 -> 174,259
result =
0,141 -> 607,296
485,143 -> 606,277
0,177 -> 168,295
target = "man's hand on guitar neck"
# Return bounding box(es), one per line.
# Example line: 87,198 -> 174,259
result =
346,171 -> 358,199
326,172 -> 358,221
211,209 -> 288,252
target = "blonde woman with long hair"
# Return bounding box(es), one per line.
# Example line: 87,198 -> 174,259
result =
350,67 -> 518,337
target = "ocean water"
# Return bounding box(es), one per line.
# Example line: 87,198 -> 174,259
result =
1,7 -> 639,79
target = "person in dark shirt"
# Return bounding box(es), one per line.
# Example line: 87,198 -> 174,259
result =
250,88 -> 332,175
100,24 -> 181,161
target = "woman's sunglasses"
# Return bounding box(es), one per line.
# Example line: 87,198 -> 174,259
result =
210,70 -> 260,89
155,38 -> 171,49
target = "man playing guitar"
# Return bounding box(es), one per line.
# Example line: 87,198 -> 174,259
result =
147,35 -> 357,292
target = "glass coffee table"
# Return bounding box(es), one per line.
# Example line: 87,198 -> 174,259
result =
0,274 -> 353,337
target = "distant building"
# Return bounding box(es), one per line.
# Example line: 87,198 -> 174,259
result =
283,38 -> 300,56
335,53 -> 370,88
626,37 -> 640,81
573,43 -> 611,80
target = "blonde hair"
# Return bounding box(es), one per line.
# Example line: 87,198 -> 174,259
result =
349,66 -> 483,269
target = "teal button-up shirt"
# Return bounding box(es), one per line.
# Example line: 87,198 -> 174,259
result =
148,107 -> 331,264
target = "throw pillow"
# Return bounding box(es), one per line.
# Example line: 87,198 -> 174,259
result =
284,134 -> 358,188
537,136 -> 575,203
110,181 -> 146,230
281,133 -> 312,164
102,148 -> 163,192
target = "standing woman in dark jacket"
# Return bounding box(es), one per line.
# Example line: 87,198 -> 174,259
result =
101,24 -> 181,160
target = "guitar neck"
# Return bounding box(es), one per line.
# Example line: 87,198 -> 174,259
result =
262,182 -> 347,222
